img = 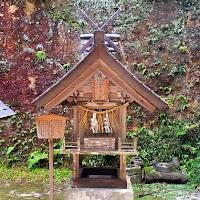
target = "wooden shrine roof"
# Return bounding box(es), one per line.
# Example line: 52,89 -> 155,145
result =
32,31 -> 168,112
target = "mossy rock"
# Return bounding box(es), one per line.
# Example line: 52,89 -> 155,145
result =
144,166 -> 154,175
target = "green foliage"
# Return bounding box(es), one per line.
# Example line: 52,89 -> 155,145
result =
179,46 -> 187,52
136,63 -> 147,75
127,115 -> 132,123
28,150 -> 48,170
137,111 -> 200,185
133,183 -> 195,200
0,165 -> 72,184
138,113 -> 188,164
182,155 -> 200,186
0,139 -> 5,146
5,140 -> 21,166
63,62 -> 72,72
134,106 -> 142,117
144,166 -> 153,175
178,65 -> 186,73
52,8 -> 81,30
126,131 -> 137,138
177,94 -> 190,111
147,71 -> 160,77
36,50 -> 46,62
82,155 -> 118,167
159,86 -> 172,95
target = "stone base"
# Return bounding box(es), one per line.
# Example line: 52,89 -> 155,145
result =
65,176 -> 133,200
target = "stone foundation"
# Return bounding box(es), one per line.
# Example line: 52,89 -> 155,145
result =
65,176 -> 133,200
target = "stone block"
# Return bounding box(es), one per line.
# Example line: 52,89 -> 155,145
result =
65,177 -> 133,200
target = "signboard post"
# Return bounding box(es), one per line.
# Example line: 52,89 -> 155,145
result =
36,114 -> 67,200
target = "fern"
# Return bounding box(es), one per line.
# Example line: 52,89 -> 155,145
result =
28,151 -> 48,170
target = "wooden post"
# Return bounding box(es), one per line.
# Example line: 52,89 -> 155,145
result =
118,137 -> 122,151
119,154 -> 126,180
133,137 -> 137,152
73,153 -> 80,179
77,138 -> 80,151
49,138 -> 54,200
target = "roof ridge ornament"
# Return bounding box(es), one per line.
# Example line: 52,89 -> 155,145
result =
79,9 -> 121,54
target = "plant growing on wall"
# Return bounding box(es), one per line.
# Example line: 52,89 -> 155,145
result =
36,50 -> 46,62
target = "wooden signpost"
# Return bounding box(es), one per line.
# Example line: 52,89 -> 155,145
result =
36,114 -> 67,200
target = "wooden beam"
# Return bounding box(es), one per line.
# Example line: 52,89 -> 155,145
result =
79,9 -> 120,53
81,102 -> 118,109
99,61 -> 156,112
79,9 -> 99,30
44,60 -> 100,110
101,9 -> 121,30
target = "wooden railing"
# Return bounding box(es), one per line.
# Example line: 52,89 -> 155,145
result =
61,137 -> 138,154
118,137 -> 138,152
61,137 -> 80,151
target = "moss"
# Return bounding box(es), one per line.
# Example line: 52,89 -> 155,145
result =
152,171 -> 161,179
144,166 -> 153,175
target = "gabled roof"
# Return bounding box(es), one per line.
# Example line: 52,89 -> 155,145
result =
32,31 -> 168,112
0,100 -> 15,119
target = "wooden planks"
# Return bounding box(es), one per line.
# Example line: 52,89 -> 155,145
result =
84,137 -> 115,150
36,114 -> 67,139
92,78 -> 109,102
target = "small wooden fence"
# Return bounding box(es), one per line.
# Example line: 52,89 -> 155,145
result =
61,137 -> 80,152
118,137 -> 138,152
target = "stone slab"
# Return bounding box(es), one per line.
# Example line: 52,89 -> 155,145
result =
65,176 -> 133,200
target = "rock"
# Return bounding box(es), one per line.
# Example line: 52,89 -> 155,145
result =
155,162 -> 172,173
127,165 -> 143,183
172,157 -> 180,168
130,157 -> 144,167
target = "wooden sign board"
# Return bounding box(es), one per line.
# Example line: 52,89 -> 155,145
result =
36,114 -> 67,139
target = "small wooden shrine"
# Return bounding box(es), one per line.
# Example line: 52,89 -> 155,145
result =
33,29 -> 167,188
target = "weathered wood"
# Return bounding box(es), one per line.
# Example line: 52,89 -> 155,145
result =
99,60 -> 156,112
133,137 -> 138,152
80,36 -> 94,54
77,138 -> 80,151
119,154 -> 126,180
81,102 -> 118,109
73,106 -> 78,142
61,149 -> 139,155
118,137 -> 122,151
79,9 -> 120,53
79,9 -> 99,30
101,9 -> 121,30
44,60 -> 100,110
84,137 -> 115,150
73,153 -> 80,179
93,78 -> 109,102
80,34 -> 120,40
121,104 -> 127,142
104,35 -> 120,53
49,138 -> 54,200
36,114 -> 67,139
